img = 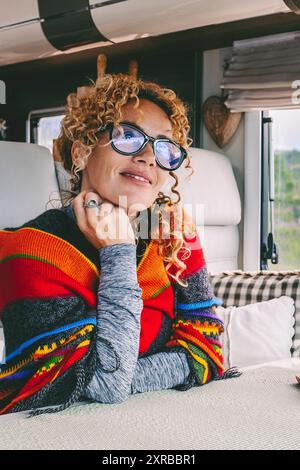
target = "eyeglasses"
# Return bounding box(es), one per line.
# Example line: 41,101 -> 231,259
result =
105,121 -> 188,171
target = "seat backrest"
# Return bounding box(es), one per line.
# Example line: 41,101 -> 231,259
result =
0,141 -> 61,229
161,147 -> 241,272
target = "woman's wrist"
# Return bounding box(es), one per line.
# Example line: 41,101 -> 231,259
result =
98,243 -> 140,289
98,242 -> 137,256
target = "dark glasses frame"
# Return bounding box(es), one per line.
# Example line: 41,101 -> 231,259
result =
105,121 -> 188,171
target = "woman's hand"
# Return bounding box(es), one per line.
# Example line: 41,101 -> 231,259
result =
72,190 -> 136,249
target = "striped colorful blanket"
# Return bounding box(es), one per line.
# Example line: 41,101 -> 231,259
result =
0,207 -> 226,415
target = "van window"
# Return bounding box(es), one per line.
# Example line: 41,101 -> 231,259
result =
27,109 -> 65,153
269,109 -> 300,270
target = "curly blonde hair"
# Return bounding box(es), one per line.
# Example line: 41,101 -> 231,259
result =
56,73 -> 195,286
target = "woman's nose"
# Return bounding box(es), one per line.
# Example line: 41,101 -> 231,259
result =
131,142 -> 156,167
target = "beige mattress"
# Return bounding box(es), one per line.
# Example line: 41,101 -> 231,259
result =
0,359 -> 299,450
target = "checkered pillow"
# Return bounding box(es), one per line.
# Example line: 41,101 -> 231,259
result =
209,270 -> 300,357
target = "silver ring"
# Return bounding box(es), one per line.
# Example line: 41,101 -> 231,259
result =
84,199 -> 100,209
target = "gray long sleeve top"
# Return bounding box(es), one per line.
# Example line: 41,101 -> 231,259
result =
62,203 -> 191,404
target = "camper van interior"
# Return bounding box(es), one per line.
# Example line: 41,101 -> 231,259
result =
0,0 -> 300,451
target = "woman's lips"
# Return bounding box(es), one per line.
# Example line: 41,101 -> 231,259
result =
120,172 -> 152,185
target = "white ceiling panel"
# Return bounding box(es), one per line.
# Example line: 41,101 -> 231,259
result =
0,0 -> 39,28
0,23 -> 57,67
89,0 -> 290,41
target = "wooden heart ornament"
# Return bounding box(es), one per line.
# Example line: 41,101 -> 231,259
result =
202,96 -> 242,148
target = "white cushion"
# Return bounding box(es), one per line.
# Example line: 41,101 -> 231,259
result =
216,296 -> 295,369
202,225 -> 239,273
210,270 -> 300,356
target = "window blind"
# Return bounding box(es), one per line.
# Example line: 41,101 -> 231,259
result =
221,31 -> 300,112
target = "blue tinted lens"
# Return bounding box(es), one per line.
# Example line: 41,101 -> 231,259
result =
112,124 -> 144,153
155,141 -> 183,169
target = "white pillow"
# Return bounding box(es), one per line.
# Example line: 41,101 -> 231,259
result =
216,296 -> 295,369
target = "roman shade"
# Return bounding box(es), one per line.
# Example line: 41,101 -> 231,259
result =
221,30 -> 300,112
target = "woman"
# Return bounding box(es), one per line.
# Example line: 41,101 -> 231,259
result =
0,73 -> 240,417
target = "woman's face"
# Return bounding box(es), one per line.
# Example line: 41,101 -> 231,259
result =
74,98 -> 172,217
